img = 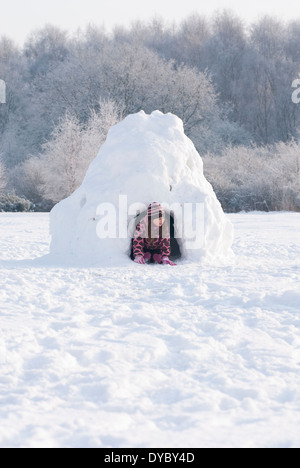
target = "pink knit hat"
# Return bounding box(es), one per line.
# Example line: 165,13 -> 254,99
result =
147,202 -> 165,218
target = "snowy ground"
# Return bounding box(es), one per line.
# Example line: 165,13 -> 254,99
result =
0,211 -> 300,448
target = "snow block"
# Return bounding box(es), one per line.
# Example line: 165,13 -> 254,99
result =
50,110 -> 234,265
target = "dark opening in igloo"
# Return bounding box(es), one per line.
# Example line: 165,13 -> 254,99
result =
129,210 -> 181,262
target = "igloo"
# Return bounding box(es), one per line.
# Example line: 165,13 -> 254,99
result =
49,110 -> 234,265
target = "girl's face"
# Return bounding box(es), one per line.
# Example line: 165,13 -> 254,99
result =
153,216 -> 165,227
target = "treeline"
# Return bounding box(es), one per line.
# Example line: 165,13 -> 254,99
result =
0,11 -> 300,211
203,141 -> 300,212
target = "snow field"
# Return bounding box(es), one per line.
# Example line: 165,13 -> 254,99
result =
0,212 -> 300,447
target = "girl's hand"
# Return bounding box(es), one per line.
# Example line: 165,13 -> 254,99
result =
134,255 -> 146,264
162,256 -> 176,266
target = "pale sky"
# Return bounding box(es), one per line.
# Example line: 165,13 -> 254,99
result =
0,0 -> 300,45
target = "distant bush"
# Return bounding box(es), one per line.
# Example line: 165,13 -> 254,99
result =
0,192 -> 33,212
203,140 -> 300,212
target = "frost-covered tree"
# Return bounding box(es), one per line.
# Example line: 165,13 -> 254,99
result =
243,17 -> 300,143
0,29 -> 68,168
37,113 -> 83,202
175,14 -> 210,67
201,11 -> 247,120
98,41 -> 228,151
80,99 -> 123,162
24,24 -> 69,76
0,37 -> 24,163
250,16 -> 285,60
203,140 -> 300,212
20,100 -> 122,204
10,156 -> 46,205
285,20 -> 300,62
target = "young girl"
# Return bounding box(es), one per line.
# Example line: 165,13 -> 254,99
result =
133,202 -> 176,265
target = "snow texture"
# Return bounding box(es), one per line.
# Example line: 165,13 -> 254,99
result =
50,110 -> 233,265
0,212 -> 300,448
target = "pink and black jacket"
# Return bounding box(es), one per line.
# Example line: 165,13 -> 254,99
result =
133,203 -> 171,259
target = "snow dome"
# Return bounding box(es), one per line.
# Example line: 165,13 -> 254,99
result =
50,110 -> 234,265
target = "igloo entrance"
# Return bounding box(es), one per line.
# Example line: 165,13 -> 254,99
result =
129,209 -> 181,262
